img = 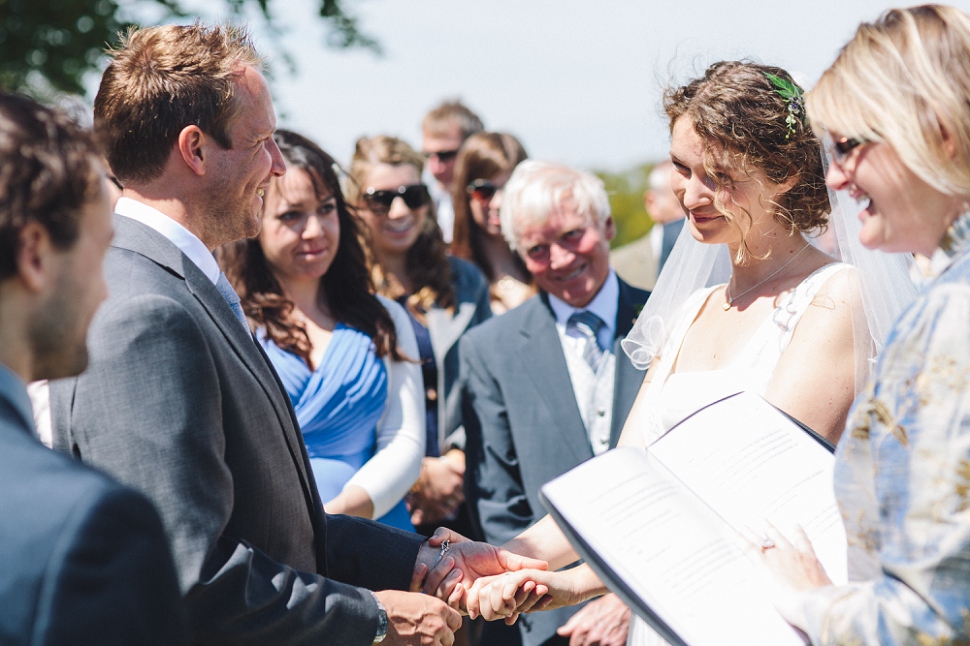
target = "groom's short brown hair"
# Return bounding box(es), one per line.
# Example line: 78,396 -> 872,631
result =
94,22 -> 263,185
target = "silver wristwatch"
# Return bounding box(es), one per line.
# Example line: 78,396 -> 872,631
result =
371,593 -> 388,643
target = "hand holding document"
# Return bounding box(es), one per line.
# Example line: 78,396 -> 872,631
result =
537,391 -> 846,646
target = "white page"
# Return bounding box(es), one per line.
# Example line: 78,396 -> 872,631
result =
649,392 -> 847,584
541,447 -> 806,646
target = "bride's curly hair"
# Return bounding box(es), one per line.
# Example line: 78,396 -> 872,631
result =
664,60 -> 830,262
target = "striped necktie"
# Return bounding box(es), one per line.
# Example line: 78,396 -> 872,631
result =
568,310 -> 606,369
215,272 -> 250,332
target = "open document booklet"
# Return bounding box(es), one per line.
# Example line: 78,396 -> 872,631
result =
539,391 -> 847,646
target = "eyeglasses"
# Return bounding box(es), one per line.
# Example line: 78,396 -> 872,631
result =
363,184 -> 430,213
827,135 -> 867,167
423,149 -> 460,162
467,179 -> 500,201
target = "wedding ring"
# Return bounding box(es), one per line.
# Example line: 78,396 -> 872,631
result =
761,538 -> 776,550
433,539 -> 451,569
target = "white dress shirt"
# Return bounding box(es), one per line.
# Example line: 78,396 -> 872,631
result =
115,197 -> 221,285
422,166 -> 455,244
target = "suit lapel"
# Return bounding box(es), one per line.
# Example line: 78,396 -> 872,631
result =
517,296 -> 591,465
427,301 -> 475,363
610,279 -> 648,447
111,216 -> 314,505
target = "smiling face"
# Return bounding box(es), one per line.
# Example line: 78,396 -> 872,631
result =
669,116 -> 793,253
259,167 -> 340,284
824,134 -> 958,256
358,163 -> 428,259
203,66 -> 285,248
468,171 -> 511,238
517,197 -> 614,308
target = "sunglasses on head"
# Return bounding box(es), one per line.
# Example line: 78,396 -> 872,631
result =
424,149 -> 460,162
467,179 -> 500,201
363,184 -> 430,212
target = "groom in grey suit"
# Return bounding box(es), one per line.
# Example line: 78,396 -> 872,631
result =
462,161 -> 649,646
49,23 -> 540,646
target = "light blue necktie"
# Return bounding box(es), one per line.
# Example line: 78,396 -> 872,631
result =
215,272 -> 250,332
568,310 -> 606,369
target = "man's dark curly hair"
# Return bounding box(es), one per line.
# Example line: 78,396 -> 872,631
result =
0,92 -> 101,280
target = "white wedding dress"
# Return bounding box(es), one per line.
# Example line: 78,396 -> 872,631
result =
626,261 -> 848,646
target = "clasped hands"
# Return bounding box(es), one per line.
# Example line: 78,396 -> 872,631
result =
417,530 -> 592,624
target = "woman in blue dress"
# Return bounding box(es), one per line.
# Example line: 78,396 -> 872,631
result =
220,129 -> 424,531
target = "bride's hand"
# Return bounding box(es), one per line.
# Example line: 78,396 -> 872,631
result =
468,568 -> 591,623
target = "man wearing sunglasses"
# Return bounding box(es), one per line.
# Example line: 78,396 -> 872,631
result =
420,100 -> 484,243
461,161 -> 650,646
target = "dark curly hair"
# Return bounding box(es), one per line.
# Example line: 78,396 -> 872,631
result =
664,61 -> 830,260
347,135 -> 456,318
218,129 -> 401,366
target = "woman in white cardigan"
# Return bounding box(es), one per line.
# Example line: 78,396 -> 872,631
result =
220,129 -> 423,530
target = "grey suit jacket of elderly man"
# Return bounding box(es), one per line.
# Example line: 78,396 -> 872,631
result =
50,215 -> 424,645
462,280 -> 649,646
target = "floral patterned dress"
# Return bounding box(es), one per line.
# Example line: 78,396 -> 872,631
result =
800,212 -> 970,644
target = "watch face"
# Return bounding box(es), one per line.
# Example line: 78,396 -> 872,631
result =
374,603 -> 388,643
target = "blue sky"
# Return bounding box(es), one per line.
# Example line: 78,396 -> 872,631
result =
181,0 -> 970,172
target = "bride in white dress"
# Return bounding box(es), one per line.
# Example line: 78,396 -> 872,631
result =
460,61 -> 914,645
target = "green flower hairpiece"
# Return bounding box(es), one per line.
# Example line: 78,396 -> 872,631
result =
764,72 -> 805,140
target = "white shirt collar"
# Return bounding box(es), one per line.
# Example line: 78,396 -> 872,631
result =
548,270 -> 619,335
115,197 -> 221,285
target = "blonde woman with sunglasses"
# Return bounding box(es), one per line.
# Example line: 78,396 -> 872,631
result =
348,135 -> 492,541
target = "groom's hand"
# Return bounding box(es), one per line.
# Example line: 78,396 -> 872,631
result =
415,527 -> 548,611
375,590 -> 461,646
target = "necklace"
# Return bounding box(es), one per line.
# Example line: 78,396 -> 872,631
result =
723,243 -> 810,311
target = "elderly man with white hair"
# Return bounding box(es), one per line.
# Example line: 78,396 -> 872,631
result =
460,160 -> 650,646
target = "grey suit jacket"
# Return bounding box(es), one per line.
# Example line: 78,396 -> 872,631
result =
0,366 -> 188,645
50,215 -> 424,645
461,279 -> 649,646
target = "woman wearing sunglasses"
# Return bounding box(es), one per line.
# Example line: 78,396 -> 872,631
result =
451,131 -> 536,314
744,6 -> 970,644
348,135 -> 492,537
219,130 -> 423,531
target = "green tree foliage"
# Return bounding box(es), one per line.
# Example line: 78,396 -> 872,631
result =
0,0 -> 378,97
595,162 -> 657,249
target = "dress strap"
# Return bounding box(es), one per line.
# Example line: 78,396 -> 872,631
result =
772,262 -> 850,333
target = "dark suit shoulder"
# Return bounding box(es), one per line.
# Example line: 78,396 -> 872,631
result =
447,256 -> 488,304
0,423 -> 187,644
618,277 -> 650,306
